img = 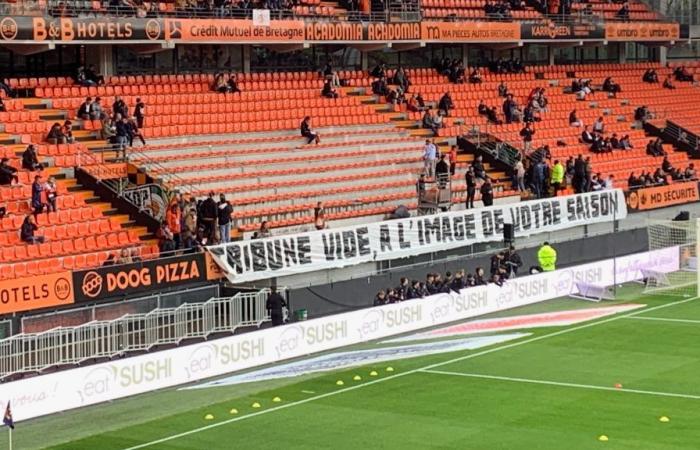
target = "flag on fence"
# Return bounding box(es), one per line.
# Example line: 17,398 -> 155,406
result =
3,402 -> 13,429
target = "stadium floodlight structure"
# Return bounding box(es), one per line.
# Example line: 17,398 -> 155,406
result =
644,219 -> 699,297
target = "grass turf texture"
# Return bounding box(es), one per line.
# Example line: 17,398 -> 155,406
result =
8,284 -> 700,450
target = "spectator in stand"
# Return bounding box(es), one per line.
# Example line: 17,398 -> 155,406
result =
523,103 -> 539,123
480,177 -> 494,206
569,109 -> 582,127
166,202 -> 182,249
663,75 -> 676,90
0,158 -> 18,185
77,97 -> 92,120
435,154 -> 450,188
616,2 -> 630,20
674,66 -> 694,82
31,175 -> 45,215
416,173 -> 426,198
85,64 -> 105,85
217,194 -> 233,243
573,154 -> 586,193
113,96 -> 128,118
478,100 -> 489,116
75,66 -> 95,87
514,156 -> 525,192
321,79 -> 339,99
45,176 -> 58,213
46,122 -> 66,145
374,290 -> 387,306
0,77 -> 13,98
422,110 -> 441,136
227,75 -> 241,94
602,77 -> 621,96
486,106 -> 502,125
609,133 -> 620,150
22,144 -> 43,171
520,122 -> 535,153
474,267 -> 487,285
472,155 -> 486,180
393,67 -> 411,93
643,69 -> 659,83
628,172 -> 641,189
634,105 -> 650,122
646,138 -> 665,157
448,145 -> 457,176
61,120 -> 74,144
468,67 -> 482,84
371,76 -> 389,96
102,116 -> 116,142
314,201 -> 327,230
300,116 -> 320,145
423,139 -> 437,178
199,191 -> 218,243
323,63 -> 341,89
115,116 -> 129,154
662,156 -> 674,174
447,62 -> 465,84
407,94 -> 427,112
370,63 -> 386,79
438,92 -> 455,117
465,166 -> 476,209
134,98 -> 146,129
91,97 -> 104,120
503,94 -> 521,124
685,164 -> 697,180
20,214 -> 43,244
0,97 -> 5,113
619,134 -> 633,150
653,168 -> 668,185
212,73 -> 229,93
253,221 -> 271,239
550,159 -> 564,196
126,118 -> 146,147
592,116 -> 605,135
498,81 -> 509,98
532,159 -> 548,198
157,221 -> 176,253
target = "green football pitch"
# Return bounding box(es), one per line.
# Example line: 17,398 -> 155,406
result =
7,285 -> 700,450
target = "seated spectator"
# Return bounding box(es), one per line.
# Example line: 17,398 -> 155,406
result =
253,221 -> 272,239
643,69 -> 659,83
523,104 -> 540,123
21,144 -> 43,171
449,62 -> 466,84
0,77 -> 14,98
407,94 -> 427,112
468,67 -> 482,84
590,136 -> 605,153
62,120 -> 75,144
628,172 -> 641,189
602,77 -> 621,96
0,158 -> 18,185
662,156 -> 674,174
422,110 -> 441,136
571,78 -> 582,93
371,76 -> 389,96
498,81 -> 509,97
478,100 -> 489,116
323,63 -> 341,89
653,168 -> 668,185
20,214 -> 43,244
45,176 -> 58,213
314,201 -> 326,230
75,66 -> 95,87
370,63 -> 386,79
616,2 -> 630,19
321,79 -> 339,99
663,75 -> 676,90
102,117 -> 117,142
116,247 -> 133,265
569,109 -> 582,127
386,87 -> 405,105
674,66 -> 694,82
619,134 -> 633,149
300,116 -> 320,145
85,65 -> 105,86
212,73 -> 229,93
486,106 -> 502,125
90,97 -> 104,120
157,221 -> 176,252
685,164 -> 697,180
31,175 -> 45,215
610,133 -> 621,150
77,97 -> 92,120
592,116 -> 605,135
46,122 -> 66,144
227,75 -> 241,94
634,105 -> 650,122
392,66 -> 411,93
438,92 -> 455,116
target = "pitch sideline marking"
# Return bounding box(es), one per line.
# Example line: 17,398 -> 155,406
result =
624,316 -> 700,325
122,296 -> 698,450
421,369 -> 700,401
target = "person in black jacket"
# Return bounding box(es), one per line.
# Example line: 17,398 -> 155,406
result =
0,158 -> 18,185
321,80 -> 339,99
480,177 -> 494,206
374,290 -> 387,306
217,194 -> 233,244
465,167 -> 476,209
21,145 -> 42,171
112,96 -> 128,118
266,287 -> 287,326
199,192 -> 218,243
134,98 -> 146,129
300,116 -> 320,144
438,92 -> 454,116
20,214 -> 44,244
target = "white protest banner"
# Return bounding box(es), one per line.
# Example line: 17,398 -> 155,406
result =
208,190 -> 627,284
0,246 -> 672,422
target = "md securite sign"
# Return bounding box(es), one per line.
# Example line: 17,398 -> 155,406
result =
72,253 -> 210,302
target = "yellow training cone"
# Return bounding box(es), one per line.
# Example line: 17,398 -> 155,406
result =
251,402 -> 261,408
386,367 -> 394,372
369,370 -> 378,376
272,397 -> 282,403
598,435 -> 609,442
659,416 -> 670,423
353,375 -> 362,381
204,414 -> 214,420
336,380 -> 344,386
229,408 -> 238,415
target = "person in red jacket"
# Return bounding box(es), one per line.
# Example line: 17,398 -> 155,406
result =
166,202 -> 182,249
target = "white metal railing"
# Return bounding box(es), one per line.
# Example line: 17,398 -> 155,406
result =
0,289 -> 275,380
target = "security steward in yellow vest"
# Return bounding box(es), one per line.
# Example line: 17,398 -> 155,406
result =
537,241 -> 557,272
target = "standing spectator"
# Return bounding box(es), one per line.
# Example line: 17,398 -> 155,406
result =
520,123 -> 535,153
514,157 -> 526,192
45,176 -> 58,213
480,177 -> 494,206
314,201 -> 326,230
20,214 -> 44,244
448,145 -> 457,176
300,116 -> 320,145
438,92 -> 455,116
31,175 -> 45,215
0,158 -> 18,185
550,160 -> 564,196
471,155 -> 486,180
115,116 -> 129,155
134,98 -> 146,129
217,194 -> 233,243
423,139 -> 437,178
21,145 -> 42,171
166,202 -> 182,249
505,245 -> 523,277
113,96 -> 128,118
266,287 -> 287,326
126,118 -> 146,147
200,192 -> 218,242
465,166 -> 476,209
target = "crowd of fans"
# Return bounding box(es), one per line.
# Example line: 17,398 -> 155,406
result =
373,246 -> 524,305
628,157 -> 696,189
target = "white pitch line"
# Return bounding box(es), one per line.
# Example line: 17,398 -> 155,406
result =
624,316 -> 700,325
122,296 -> 698,450
421,369 -> 700,401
